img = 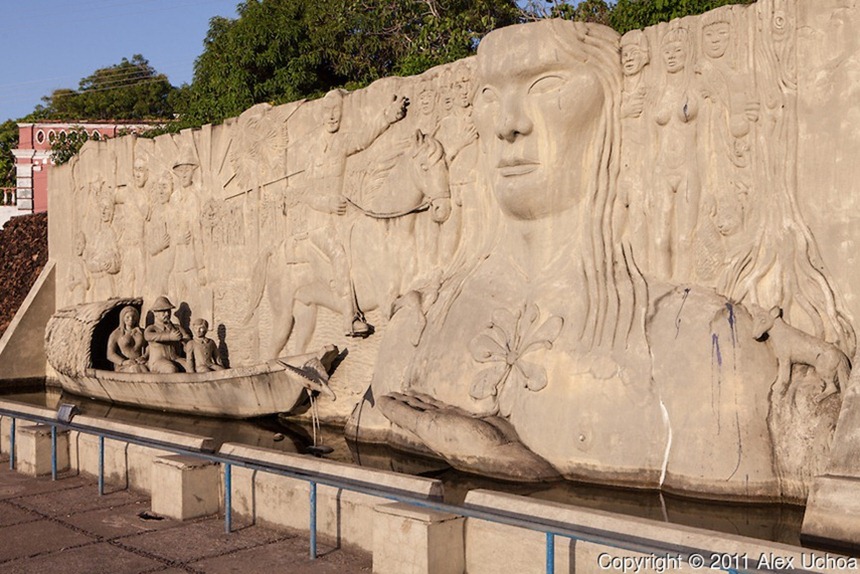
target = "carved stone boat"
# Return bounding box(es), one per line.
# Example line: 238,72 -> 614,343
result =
45,298 -> 338,418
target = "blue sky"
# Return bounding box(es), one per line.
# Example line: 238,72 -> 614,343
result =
0,0 -> 240,123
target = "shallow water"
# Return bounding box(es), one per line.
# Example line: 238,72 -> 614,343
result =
1,382 -> 806,547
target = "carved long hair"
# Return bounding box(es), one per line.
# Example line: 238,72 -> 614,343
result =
557,20 -> 648,351
436,20 -> 646,353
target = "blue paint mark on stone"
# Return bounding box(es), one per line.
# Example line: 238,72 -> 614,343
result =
725,302 -> 737,347
711,333 -> 722,367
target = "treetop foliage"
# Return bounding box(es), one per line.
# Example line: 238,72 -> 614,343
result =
1,0 -> 761,175
178,0 -> 521,125
34,54 -> 176,121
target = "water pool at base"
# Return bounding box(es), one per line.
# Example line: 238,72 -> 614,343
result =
1,382 -> 805,548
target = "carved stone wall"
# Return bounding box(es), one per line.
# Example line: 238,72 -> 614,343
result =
47,0 -> 860,504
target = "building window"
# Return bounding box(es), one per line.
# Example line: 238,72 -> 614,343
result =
36,130 -> 45,144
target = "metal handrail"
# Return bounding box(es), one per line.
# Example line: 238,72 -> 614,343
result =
0,405 -> 822,574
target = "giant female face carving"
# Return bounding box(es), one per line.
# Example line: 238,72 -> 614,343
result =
472,23 -> 605,221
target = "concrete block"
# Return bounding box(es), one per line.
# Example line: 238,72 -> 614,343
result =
465,519 -> 570,574
463,490 -> 844,574
219,443 -> 443,499
373,502 -> 464,574
69,432 -> 129,487
224,466 -> 405,552
127,444 -> 172,493
0,416 -> 12,455
16,424 -> 69,476
151,455 -> 220,520
227,468 -> 309,531
802,475 -> 860,549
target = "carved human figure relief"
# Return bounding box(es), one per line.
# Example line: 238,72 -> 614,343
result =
67,231 -> 90,303
170,148 -> 207,316
107,305 -> 149,373
651,26 -> 701,282
145,172 -> 176,301
415,76 -> 439,136
114,151 -> 153,296
618,30 -> 652,267
84,181 -> 122,302
185,318 -> 226,372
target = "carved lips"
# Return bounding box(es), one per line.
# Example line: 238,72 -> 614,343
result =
497,158 -> 540,178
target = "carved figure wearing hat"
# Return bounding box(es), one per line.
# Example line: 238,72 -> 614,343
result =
144,295 -> 192,373
170,145 -> 207,308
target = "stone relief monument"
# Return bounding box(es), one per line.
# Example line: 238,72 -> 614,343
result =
45,1 -> 860,542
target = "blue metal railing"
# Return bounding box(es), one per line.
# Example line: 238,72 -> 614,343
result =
0,404 -> 822,574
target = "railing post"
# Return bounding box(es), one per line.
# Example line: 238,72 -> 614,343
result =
98,436 -> 105,496
546,532 -> 555,574
309,481 -> 317,560
9,418 -> 15,470
224,463 -> 232,534
51,425 -> 57,480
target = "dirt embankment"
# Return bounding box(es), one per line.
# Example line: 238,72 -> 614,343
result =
0,213 -> 48,338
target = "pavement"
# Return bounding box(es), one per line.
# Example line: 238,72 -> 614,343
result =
0,457 -> 372,574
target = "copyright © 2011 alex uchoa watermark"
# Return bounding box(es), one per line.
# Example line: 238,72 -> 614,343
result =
597,551 -> 858,573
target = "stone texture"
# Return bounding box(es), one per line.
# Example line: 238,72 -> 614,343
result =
150,454 -> 220,520
15,423 -> 69,477
36,0 -> 860,548
373,502 -> 465,574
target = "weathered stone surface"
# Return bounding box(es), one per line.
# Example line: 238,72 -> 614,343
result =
42,2 -> 860,540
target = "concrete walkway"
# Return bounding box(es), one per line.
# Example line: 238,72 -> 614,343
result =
0,459 -> 372,574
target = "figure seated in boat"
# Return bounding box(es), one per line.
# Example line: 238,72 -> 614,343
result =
185,318 -> 226,373
106,305 -> 149,373
144,296 -> 192,373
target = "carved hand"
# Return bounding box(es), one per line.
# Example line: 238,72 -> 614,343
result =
329,195 -> 348,216
377,392 -> 560,481
385,95 -> 410,124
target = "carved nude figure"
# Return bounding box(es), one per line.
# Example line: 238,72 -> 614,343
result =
185,318 -> 225,373
144,296 -> 192,374
106,306 -> 149,373
750,305 -> 850,403
619,30 -> 652,265
652,26 -> 700,281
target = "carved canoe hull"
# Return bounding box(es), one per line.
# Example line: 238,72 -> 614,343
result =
53,359 -> 313,418
45,298 -> 338,418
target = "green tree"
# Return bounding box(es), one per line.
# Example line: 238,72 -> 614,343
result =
48,129 -> 101,166
37,55 -> 176,121
609,0 -> 756,33
0,120 -> 18,188
179,0 -> 520,125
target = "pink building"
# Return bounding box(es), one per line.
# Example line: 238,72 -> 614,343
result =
12,121 -> 160,213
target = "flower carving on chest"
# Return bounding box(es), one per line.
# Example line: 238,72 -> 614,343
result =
468,303 -> 564,417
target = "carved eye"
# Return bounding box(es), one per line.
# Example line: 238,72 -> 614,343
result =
528,75 -> 565,95
478,87 -> 498,105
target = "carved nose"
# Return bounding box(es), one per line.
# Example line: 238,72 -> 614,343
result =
496,99 -> 533,143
